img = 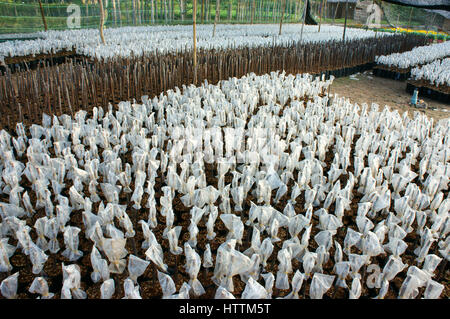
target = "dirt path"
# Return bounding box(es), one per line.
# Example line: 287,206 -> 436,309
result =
329,71 -> 450,121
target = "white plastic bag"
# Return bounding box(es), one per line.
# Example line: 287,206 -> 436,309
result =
29,277 -> 54,299
214,286 -> 236,299
0,272 -> 18,299
423,280 -> 444,299
62,226 -> 83,261
184,243 -> 205,296
122,278 -> 142,299
275,248 -> 292,290
128,254 -> 150,284
167,226 -> 183,255
284,270 -> 305,299
29,243 -> 48,274
241,277 -> 269,299
103,237 -> 128,274
309,273 -> 335,299
100,278 -> 115,299
349,277 -> 361,299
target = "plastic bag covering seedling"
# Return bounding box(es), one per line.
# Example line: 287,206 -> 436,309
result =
29,242 -> 48,274
203,244 -> 214,268
260,237 -> 274,269
144,232 -> 167,273
184,243 -> 205,296
302,251 -> 317,279
44,217 -> 60,254
284,270 -> 305,299
398,274 -> 422,299
34,217 -> 49,251
103,237 -> 128,274
62,226 -> 83,261
188,207 -> 205,247
165,282 -> 192,299
220,214 -> 244,245
243,226 -> 261,257
214,286 -> 236,299
422,254 -> 443,277
349,277 -> 362,299
29,277 -> 54,299
348,254 -> 368,279
381,256 -> 407,283
128,254 -> 150,284
276,248 -> 292,290
61,264 -> 86,299
158,270 -> 176,298
241,277 -> 270,299
423,280 -> 444,299
167,226 -> 183,255
334,262 -> 351,288
0,272 -> 18,299
0,238 -> 15,272
90,245 -> 110,283
100,278 -> 115,299
310,273 -> 335,299
123,278 -> 142,299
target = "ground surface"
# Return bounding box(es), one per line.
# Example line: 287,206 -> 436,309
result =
330,72 -> 450,121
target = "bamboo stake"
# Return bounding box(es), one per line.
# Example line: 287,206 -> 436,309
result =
279,0 -> 286,36
201,0 -> 205,23
332,0 -> 338,25
318,0 -> 324,32
213,0 -> 220,37
407,7 -> 413,28
300,0 -> 307,43
251,0 -> 256,24
38,0 -> 48,32
342,0 -> 349,42
99,0 -> 106,44
193,0 -> 198,85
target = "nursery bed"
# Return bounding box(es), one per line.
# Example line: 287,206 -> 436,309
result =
0,75 -> 448,299
406,81 -> 450,104
372,66 -> 410,81
1,49 -> 78,73
0,34 -> 426,132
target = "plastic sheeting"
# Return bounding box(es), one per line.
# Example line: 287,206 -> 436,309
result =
380,0 -> 450,10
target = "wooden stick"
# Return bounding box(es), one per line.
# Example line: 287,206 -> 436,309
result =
38,0 -> 48,32
193,0 -> 198,85
342,0 -> 349,42
318,0 -> 324,32
99,0 -> 106,44
300,0 -> 308,43
279,0 -> 286,36
213,0 -> 220,37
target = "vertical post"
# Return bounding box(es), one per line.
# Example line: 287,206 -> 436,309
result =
342,0 -> 348,42
193,0 -> 198,85
279,0 -> 286,35
213,0 -> 220,36
407,7 -> 413,28
38,0 -> 48,31
300,0 -> 307,42
201,0 -> 205,23
99,0 -> 106,44
132,0 -> 136,25
151,0 -> 155,24
332,1 -> 338,25
180,0 -> 185,20
251,0 -> 256,24
318,0 -> 324,32
112,0 -> 117,26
